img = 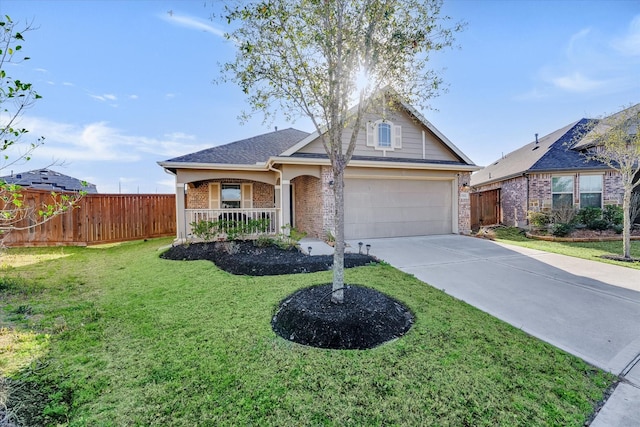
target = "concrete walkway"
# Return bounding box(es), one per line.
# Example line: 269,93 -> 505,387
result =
345,234 -> 640,426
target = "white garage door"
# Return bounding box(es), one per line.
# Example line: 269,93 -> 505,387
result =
344,178 -> 453,239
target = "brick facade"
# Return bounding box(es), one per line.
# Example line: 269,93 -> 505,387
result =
473,170 -> 624,228
186,179 -> 275,209
292,175 -> 323,238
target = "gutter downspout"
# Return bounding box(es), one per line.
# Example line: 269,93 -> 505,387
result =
267,161 -> 284,233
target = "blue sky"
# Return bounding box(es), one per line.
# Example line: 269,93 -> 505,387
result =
1,0 -> 638,194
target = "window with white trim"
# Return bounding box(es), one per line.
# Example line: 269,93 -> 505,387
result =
579,175 -> 602,208
367,120 -> 402,151
552,176 -> 574,209
221,184 -> 241,208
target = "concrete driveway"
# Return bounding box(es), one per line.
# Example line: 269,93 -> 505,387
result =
348,234 -> 640,426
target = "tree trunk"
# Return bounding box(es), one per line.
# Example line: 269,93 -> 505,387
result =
623,187 -> 632,259
331,166 -> 346,304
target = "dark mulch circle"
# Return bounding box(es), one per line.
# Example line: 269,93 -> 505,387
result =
160,241 -> 378,275
272,284 -> 414,350
600,254 -> 640,263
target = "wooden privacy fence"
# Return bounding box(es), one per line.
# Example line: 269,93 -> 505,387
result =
470,189 -> 501,230
3,189 -> 176,247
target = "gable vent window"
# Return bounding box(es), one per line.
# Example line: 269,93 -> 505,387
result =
367,120 -> 401,151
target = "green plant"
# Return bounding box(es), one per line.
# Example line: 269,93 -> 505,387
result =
191,217 -> 271,241
603,204 -> 624,226
588,219 -> 609,231
612,224 -> 624,234
254,235 -> 275,247
275,224 -> 307,249
551,223 -> 573,237
325,230 -> 336,244
576,207 -> 602,226
190,220 -> 220,241
527,211 -> 550,229
551,207 -> 577,225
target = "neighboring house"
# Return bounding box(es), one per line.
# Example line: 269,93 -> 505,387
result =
158,95 -> 479,241
470,104 -> 639,229
0,168 -> 98,193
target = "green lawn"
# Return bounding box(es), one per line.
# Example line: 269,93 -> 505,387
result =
1,239 -> 615,426
493,227 -> 640,269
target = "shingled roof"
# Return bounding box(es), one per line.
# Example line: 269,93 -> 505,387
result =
163,128 -> 310,166
471,118 -> 609,187
0,169 -> 98,193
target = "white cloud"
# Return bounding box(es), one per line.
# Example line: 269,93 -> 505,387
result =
11,116 -> 211,164
161,12 -> 226,38
613,14 -> 640,56
129,94 -> 139,100
89,93 -> 118,102
550,72 -> 607,92
164,132 -> 195,140
522,17 -> 640,99
63,82 -> 74,87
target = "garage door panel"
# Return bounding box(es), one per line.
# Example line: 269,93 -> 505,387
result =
344,178 -> 453,239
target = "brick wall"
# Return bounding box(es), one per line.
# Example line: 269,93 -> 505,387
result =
473,170 -> 625,228
186,179 -> 275,209
292,175 -> 323,238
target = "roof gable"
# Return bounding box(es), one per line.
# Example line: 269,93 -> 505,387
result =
0,168 -> 97,193
164,128 -> 310,165
280,93 -> 474,165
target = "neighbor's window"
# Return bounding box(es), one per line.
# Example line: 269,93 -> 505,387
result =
579,175 -> 603,208
378,123 -> 392,148
221,184 -> 241,208
552,176 -> 574,209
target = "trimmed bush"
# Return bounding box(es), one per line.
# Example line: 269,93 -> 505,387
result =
551,223 -> 573,237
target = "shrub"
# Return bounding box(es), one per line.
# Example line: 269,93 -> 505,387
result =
274,224 -> 307,249
527,211 -> 550,229
612,224 -> 624,234
551,207 -> 577,225
190,217 -> 271,241
603,205 -> 624,226
587,219 -> 609,231
551,223 -> 573,237
576,207 -> 602,226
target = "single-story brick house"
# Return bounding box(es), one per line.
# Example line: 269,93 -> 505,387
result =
158,96 -> 479,242
470,104 -> 639,228
0,168 -> 98,193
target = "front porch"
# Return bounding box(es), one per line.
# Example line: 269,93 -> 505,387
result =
186,208 -> 280,239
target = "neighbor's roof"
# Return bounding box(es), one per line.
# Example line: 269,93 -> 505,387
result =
572,103 -> 640,150
471,119 -> 609,187
162,128 -> 310,166
0,168 -> 98,193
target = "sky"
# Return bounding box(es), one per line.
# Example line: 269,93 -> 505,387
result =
0,0 -> 638,194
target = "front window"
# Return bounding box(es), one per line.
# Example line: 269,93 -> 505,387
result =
579,175 -> 602,208
221,184 -> 241,208
378,123 -> 392,148
552,176 -> 574,209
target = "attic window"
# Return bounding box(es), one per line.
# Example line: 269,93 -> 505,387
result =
366,120 -> 402,151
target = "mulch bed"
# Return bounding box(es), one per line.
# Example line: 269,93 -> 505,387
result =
272,284 -> 414,350
160,241 -> 377,275
160,240 -> 414,349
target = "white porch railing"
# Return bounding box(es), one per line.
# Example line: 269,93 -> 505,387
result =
186,208 -> 280,238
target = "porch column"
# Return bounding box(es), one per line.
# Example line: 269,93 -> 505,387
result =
281,179 -> 291,230
176,182 -> 186,241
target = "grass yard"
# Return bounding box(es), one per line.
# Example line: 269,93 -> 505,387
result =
1,238 -> 615,426
493,227 -> 640,270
